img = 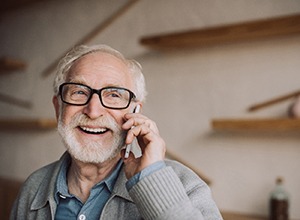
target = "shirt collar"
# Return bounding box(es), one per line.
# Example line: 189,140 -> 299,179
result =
55,156 -> 123,203
55,155 -> 71,202
93,160 -> 123,192
99,159 -> 123,192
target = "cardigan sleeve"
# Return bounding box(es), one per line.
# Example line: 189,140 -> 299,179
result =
127,161 -> 223,220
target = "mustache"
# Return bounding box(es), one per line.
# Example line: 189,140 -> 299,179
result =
67,113 -> 121,131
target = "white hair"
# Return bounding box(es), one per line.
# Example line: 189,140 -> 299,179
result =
53,44 -> 147,102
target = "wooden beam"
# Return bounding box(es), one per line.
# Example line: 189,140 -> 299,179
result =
0,57 -> 26,72
0,93 -> 32,109
212,118 -> 300,132
248,90 -> 300,112
166,149 -> 212,185
0,118 -> 57,130
140,14 -> 300,49
42,0 -> 140,78
0,0 -> 45,13
221,211 -> 267,220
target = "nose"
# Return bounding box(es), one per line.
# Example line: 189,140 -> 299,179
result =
82,93 -> 105,119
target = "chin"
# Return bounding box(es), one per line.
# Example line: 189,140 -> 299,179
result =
66,137 -> 124,164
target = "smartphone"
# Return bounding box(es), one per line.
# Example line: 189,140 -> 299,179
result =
124,104 -> 141,158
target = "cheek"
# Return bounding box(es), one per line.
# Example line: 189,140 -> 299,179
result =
60,105 -> 81,124
110,111 -> 127,126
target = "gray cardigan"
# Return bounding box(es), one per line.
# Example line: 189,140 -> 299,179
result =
10,153 -> 223,220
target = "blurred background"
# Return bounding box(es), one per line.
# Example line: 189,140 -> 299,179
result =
0,0 -> 300,219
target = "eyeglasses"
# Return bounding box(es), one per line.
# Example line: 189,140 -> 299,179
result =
59,82 -> 136,109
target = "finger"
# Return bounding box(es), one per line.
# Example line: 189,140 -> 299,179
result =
123,116 -> 159,134
122,113 -> 144,129
126,125 -> 160,151
124,125 -> 142,145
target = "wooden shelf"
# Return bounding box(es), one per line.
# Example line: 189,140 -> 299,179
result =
211,118 -> 300,132
0,57 -> 26,72
140,14 -> 300,49
0,118 -> 57,130
221,211 -> 267,220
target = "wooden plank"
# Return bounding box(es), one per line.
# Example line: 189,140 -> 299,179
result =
248,90 -> 300,112
0,93 -> 32,109
211,118 -> 300,132
140,14 -> 300,49
0,57 -> 26,72
0,118 -> 57,130
0,0 -> 44,13
221,211 -> 267,220
42,0 -> 140,78
166,149 -> 212,185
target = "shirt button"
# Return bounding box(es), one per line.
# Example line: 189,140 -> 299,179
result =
78,214 -> 86,220
59,194 -> 67,199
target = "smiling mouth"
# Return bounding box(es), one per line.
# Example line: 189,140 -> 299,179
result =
79,126 -> 109,135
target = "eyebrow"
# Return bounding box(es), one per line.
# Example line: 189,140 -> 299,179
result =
66,80 -> 127,90
67,77 -> 87,85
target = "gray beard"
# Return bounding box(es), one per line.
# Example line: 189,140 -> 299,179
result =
57,113 -> 126,164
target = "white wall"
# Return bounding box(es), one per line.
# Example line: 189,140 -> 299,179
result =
1,0 -> 300,218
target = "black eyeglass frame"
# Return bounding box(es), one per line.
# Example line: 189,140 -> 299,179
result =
58,82 -> 136,110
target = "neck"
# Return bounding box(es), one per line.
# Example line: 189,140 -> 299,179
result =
67,155 -> 121,203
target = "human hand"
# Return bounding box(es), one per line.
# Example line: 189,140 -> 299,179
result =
121,112 -> 166,179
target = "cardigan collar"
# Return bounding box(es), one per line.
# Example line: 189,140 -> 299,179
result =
30,152 -> 133,213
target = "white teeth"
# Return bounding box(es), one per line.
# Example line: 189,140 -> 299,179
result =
80,126 -> 107,133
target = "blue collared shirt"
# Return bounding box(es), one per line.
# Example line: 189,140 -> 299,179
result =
54,157 -> 123,220
54,155 -> 166,220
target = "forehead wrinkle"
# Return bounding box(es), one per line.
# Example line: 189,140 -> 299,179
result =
71,51 -> 129,74
66,72 -> 129,90
66,52 -> 134,90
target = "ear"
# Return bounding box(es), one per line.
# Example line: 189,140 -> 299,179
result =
52,96 -> 60,120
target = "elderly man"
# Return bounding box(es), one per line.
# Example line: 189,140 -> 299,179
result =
11,44 -> 223,220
